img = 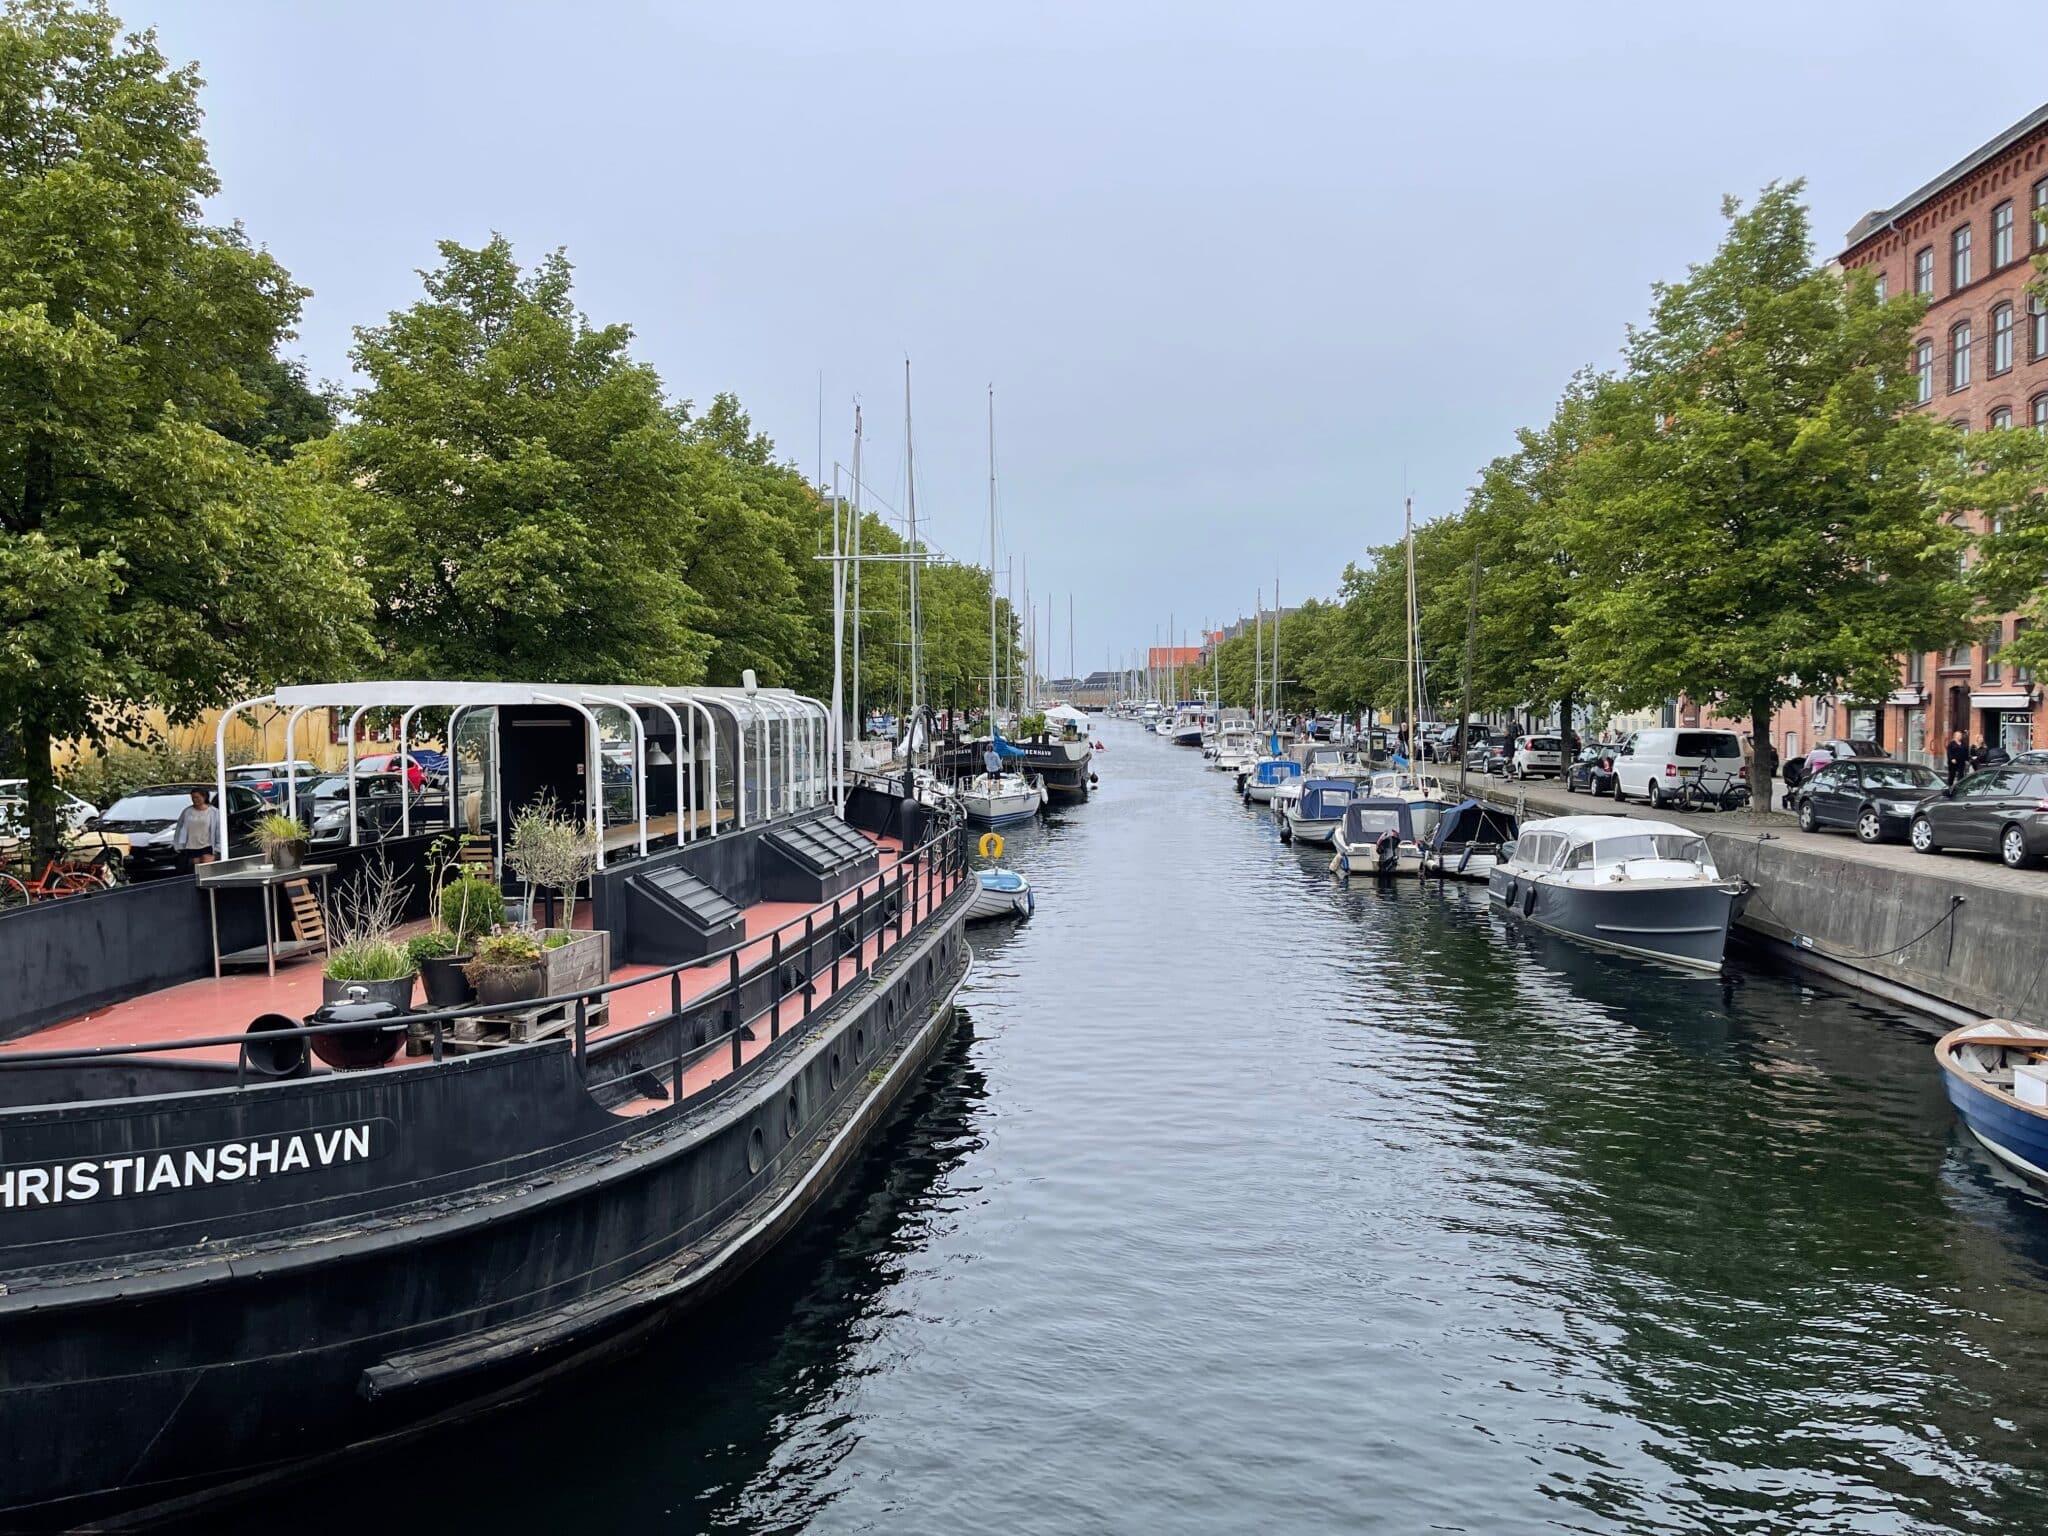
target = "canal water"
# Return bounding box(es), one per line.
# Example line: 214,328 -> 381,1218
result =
220,720 -> 2048,1535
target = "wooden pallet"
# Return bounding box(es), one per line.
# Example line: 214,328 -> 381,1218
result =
284,879 -> 326,947
450,998 -> 610,1050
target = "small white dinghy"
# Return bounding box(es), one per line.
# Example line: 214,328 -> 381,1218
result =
968,867 -> 1034,923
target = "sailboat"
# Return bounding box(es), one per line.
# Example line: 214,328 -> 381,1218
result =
1389,499 -> 1449,804
959,385 -> 1047,830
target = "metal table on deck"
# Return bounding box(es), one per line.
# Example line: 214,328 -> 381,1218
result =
196,857 -> 337,977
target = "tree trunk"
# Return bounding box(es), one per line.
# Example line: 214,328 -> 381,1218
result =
18,711 -> 61,869
1750,698 -> 1775,823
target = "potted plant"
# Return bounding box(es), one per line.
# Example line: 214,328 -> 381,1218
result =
464,929 -> 545,1006
506,795 -> 608,992
321,860 -> 416,1009
256,813 -> 309,871
408,870 -> 507,1007
322,936 -> 417,1011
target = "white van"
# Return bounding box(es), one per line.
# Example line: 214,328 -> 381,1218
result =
1612,728 -> 1745,808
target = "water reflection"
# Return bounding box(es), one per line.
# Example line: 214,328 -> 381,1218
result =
208,1022 -> 989,1536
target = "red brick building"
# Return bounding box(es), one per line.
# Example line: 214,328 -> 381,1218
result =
1825,102 -> 2048,768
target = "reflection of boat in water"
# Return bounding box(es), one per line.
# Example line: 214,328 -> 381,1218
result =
1938,1020 -> 2048,1187
1488,815 -> 1746,971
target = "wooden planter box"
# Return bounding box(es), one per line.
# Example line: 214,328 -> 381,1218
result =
536,928 -> 609,997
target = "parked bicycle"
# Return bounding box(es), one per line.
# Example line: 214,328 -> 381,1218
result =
1671,763 -> 1751,814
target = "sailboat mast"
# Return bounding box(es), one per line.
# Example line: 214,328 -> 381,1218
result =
987,385 -> 999,727
850,406 -> 862,743
830,462 -> 845,802
903,360 -> 921,743
1404,497 -> 1416,771
1272,579 -> 1281,728
1254,599 -> 1262,727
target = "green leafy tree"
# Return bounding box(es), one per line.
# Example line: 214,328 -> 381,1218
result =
333,237 -> 714,681
0,0 -> 369,858
1556,184 -> 1973,762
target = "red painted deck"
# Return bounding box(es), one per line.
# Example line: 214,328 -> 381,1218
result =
6,830 -> 961,1110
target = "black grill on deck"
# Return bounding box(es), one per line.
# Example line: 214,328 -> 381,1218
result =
624,863 -> 745,962
759,815 -> 880,904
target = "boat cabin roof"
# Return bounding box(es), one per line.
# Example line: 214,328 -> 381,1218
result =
1523,813 -> 1693,844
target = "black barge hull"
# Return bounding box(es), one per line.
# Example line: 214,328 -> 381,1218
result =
0,886 -> 971,1526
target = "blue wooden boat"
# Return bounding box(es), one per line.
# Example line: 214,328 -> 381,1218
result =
1937,1021 -> 2048,1185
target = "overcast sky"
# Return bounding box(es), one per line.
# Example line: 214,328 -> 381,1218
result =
139,0 -> 2042,679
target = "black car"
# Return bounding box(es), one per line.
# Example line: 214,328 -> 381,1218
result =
1910,765 -> 2048,868
1565,743 -> 1620,796
97,783 -> 265,879
1793,757 -> 1942,843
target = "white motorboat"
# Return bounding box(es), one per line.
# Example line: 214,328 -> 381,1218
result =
1281,777 -> 1357,846
1331,796 -> 1448,877
958,770 -> 1046,828
968,867 -> 1033,923
1487,815 -> 1748,970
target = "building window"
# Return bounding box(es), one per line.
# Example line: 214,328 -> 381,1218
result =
1994,201 -> 2016,268
1992,406 -> 2014,429
2034,295 -> 2048,360
1874,270 -> 1888,303
1993,303 -> 2015,374
2036,179 -> 2048,250
2019,620 -> 2036,684
1916,246 -> 1935,294
2036,394 -> 2048,432
1945,644 -> 1970,670
1916,338 -> 1934,403
1985,625 -> 2003,683
1953,224 -> 1973,289
1908,650 -> 1926,685
1950,320 -> 1972,390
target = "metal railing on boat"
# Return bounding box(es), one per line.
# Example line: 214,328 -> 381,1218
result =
0,793 -> 969,1116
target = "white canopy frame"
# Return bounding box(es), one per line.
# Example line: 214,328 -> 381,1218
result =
221,681 -> 820,865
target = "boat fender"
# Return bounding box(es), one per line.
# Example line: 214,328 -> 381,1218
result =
1522,883 -> 1538,917
978,832 -> 1005,859
1503,876 -> 1518,905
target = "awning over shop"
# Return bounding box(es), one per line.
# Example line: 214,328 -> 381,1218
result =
1969,691 -> 2035,711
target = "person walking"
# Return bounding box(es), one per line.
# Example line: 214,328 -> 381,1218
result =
1945,729 -> 1971,787
172,788 -> 220,873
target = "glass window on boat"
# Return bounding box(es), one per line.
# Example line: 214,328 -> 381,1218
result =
1591,832 -> 1709,866
1561,841 -> 1594,871
596,706 -> 640,825
1347,807 -> 1403,837
1409,803 -> 1445,844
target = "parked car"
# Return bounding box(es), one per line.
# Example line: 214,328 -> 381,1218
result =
354,751 -> 446,789
306,772 -> 410,846
1506,735 -> 1564,780
0,781 -> 101,854
97,783 -> 265,879
1565,743 -> 1620,796
1792,757 -> 1943,843
1909,765 -> 2048,868
1613,728 -> 1745,809
227,760 -> 323,806
1464,738 -> 1512,776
